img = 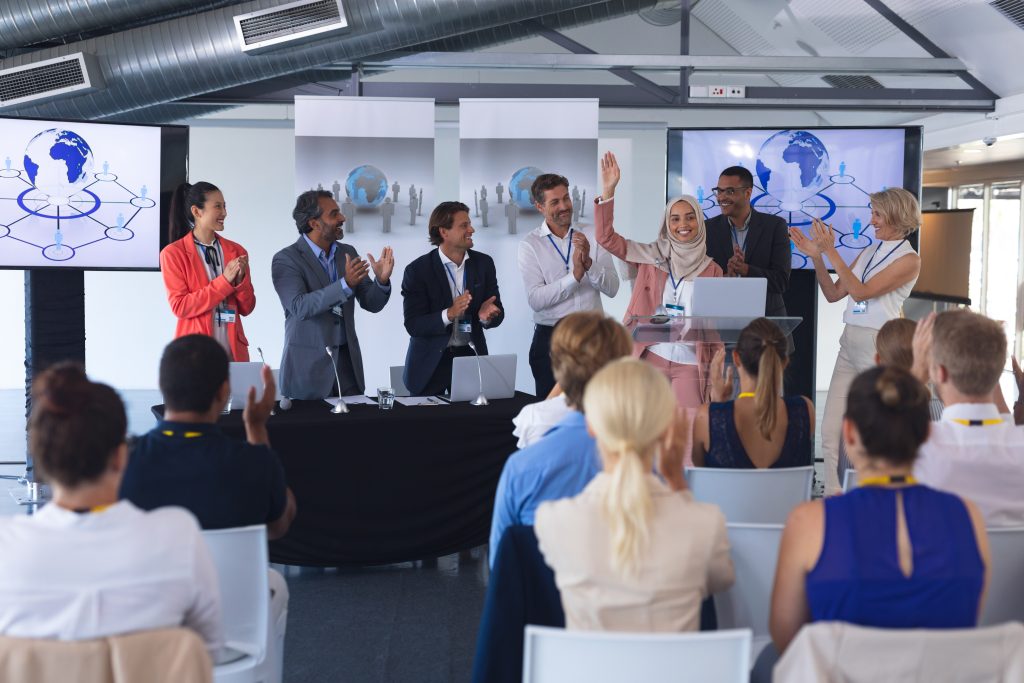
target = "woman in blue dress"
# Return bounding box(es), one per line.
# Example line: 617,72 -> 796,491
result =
770,365 -> 990,654
691,318 -> 814,469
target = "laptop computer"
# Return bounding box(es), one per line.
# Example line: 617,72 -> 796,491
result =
390,366 -> 411,397
229,362 -> 283,406
691,277 -> 767,317
449,354 -> 517,402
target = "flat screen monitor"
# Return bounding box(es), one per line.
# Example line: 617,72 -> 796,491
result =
667,127 -> 923,270
0,115 -> 188,271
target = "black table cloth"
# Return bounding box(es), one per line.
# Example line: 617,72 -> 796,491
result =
153,392 -> 534,566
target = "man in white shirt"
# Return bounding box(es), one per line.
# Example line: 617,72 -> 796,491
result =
517,173 -> 619,397
914,309 -> 1024,525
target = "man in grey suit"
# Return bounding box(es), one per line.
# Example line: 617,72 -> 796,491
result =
272,190 -> 395,399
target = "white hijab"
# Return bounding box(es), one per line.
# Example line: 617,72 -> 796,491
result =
624,195 -> 713,281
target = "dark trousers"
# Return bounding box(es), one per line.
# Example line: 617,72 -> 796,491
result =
331,344 -> 361,397
422,345 -> 475,396
529,324 -> 556,399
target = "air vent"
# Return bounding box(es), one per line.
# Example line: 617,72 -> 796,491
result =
234,0 -> 348,54
0,53 -> 105,108
991,0 -> 1024,30
822,74 -> 884,89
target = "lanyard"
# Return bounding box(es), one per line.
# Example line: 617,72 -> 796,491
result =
546,228 -> 573,272
194,237 -> 222,274
950,418 -> 1003,427
667,263 -> 684,291
862,239 -> 907,281
737,392 -> 755,399
444,263 -> 467,296
161,429 -> 204,438
858,474 -> 917,487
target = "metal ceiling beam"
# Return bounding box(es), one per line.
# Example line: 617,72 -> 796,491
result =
679,0 -> 692,105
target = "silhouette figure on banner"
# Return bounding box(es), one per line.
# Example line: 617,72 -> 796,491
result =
342,194 -> 356,233
505,202 -> 518,234
480,196 -> 489,228
392,181 -> 400,203
409,185 -> 418,225
381,198 -> 395,234
496,182 -> 504,204
418,188 -> 424,216
332,180 -> 341,202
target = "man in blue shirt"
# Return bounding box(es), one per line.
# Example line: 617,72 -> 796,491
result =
489,312 -> 633,566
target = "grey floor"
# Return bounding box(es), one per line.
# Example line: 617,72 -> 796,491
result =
0,388 -> 830,682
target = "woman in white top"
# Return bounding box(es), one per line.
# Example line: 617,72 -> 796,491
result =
535,359 -> 734,632
789,187 -> 921,494
0,363 -> 222,653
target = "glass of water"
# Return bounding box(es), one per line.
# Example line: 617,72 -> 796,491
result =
221,396 -> 232,415
377,387 -> 395,410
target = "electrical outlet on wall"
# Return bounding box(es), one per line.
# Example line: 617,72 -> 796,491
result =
727,86 -> 746,98
709,86 -> 727,98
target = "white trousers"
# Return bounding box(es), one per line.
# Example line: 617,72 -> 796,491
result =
822,325 -> 878,493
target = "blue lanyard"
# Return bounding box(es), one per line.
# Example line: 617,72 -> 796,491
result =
862,239 -> 907,281
667,263 -> 683,290
444,263 -> 467,296
546,228 -> 573,272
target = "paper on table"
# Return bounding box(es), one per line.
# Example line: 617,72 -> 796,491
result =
395,396 -> 449,406
323,396 -> 378,407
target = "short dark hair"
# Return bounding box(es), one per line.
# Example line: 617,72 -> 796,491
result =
427,201 -> 470,246
720,166 -> 753,187
844,366 -> 930,465
29,363 -> 126,488
531,173 -> 569,205
293,190 -> 334,234
159,335 -> 230,413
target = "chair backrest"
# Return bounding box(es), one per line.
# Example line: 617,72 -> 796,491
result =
201,525 -> 269,660
980,527 -> 1024,626
715,523 -> 784,657
842,469 -> 858,492
685,467 -> 812,523
522,626 -> 751,683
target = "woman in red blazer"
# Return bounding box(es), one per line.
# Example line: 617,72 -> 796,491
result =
160,182 -> 255,361
595,152 -> 723,419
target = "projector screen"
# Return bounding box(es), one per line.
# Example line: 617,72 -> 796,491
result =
667,127 -> 923,270
0,116 -> 187,271
913,209 -> 974,304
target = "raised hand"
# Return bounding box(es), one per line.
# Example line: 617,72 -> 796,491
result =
709,348 -> 734,403
367,246 -> 395,285
478,295 -> 501,323
788,226 -> 821,258
658,407 -> 691,492
343,252 -> 370,288
600,151 -> 621,199
242,364 -> 276,446
911,312 -> 936,384
810,217 -> 835,253
447,291 -> 472,321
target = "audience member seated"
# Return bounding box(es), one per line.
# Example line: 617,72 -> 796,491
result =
489,312 -> 632,565
535,359 -> 734,632
692,318 -> 813,468
914,310 -> 1024,526
512,384 -> 569,449
770,366 -> 990,655
0,363 -> 222,653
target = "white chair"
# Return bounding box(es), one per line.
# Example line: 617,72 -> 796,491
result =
202,525 -> 279,683
842,469 -> 858,492
685,467 -> 813,523
715,523 -> 784,664
522,626 -> 752,683
980,527 -> 1024,626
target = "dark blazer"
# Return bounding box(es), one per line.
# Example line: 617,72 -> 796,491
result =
271,236 -> 391,399
706,208 -> 791,317
401,248 -> 504,396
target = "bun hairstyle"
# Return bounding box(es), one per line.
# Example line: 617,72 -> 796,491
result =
735,318 -> 788,440
29,362 -> 127,488
583,359 -> 677,577
168,181 -> 220,243
844,366 -> 929,465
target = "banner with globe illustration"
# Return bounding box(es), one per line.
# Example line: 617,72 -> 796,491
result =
672,127 -> 911,270
0,117 -> 161,269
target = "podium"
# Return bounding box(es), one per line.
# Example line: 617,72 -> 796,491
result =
626,315 -> 803,347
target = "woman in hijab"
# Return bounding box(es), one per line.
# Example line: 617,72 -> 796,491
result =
594,151 -> 723,410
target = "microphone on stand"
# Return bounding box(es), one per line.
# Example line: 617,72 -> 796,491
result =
324,346 -> 349,414
255,347 -> 275,416
467,340 -> 488,406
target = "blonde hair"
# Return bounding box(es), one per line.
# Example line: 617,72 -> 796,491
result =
551,312 -> 633,410
932,309 -> 1006,396
875,318 -> 916,370
582,359 -> 677,577
869,187 -> 921,238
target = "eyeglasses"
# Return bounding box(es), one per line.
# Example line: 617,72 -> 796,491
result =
711,186 -> 751,197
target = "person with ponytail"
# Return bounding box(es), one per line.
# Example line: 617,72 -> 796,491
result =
594,152 -> 723,410
161,181 -> 256,361
692,317 -> 814,469
769,366 -> 990,655
535,359 -> 733,632
0,363 -> 222,652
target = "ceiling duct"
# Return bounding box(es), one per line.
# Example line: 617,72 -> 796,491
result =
990,0 -> 1024,29
234,0 -> 348,54
0,0 -> 650,123
0,53 -> 104,108
822,74 -> 884,89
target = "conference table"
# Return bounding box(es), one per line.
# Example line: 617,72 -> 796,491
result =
154,393 -> 534,567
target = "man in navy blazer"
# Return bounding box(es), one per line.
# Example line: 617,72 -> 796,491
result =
402,201 -> 504,396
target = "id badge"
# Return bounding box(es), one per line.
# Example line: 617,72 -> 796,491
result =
331,304 -> 343,317
852,300 -> 869,315
665,303 -> 685,318
457,319 -> 472,334
216,308 -> 237,324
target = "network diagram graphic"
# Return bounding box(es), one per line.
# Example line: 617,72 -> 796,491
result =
0,128 -> 156,264
693,130 -> 880,269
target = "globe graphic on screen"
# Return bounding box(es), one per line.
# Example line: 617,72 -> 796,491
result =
345,164 -> 388,208
754,130 -> 830,212
23,129 -> 95,202
509,166 -> 544,210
